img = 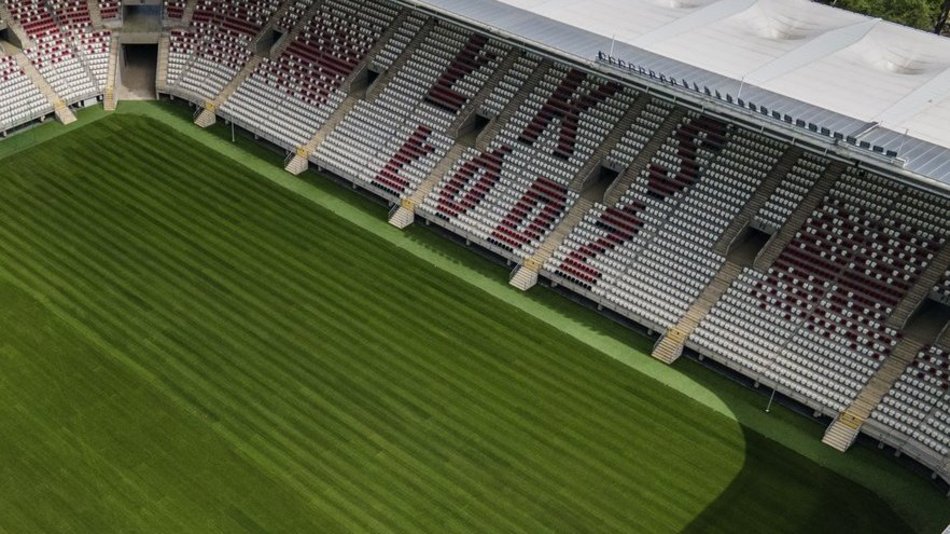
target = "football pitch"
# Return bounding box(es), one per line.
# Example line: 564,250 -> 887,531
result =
0,110 -> 944,532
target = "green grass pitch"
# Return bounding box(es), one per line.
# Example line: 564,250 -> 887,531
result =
0,112 -> 941,532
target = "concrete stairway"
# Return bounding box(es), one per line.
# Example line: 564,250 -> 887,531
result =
652,261 -> 743,364
753,161 -> 845,272
285,12 -> 430,175
365,18 -> 436,102
475,59 -> 553,151
822,417 -> 862,452
266,0 -> 327,58
341,8 -> 411,93
0,4 -> 33,47
156,34 -> 170,93
255,0 -> 297,45
284,92 -> 360,175
86,0 -> 103,28
448,48 -> 521,136
181,0 -> 199,26
509,197 -> 595,290
194,55 -> 263,127
7,48 -> 76,124
388,141 -> 469,228
103,35 -> 119,111
887,241 -> 950,329
938,324 -> 950,349
570,92 -> 652,190
714,145 -> 804,255
603,107 -> 687,206
822,336 -> 926,451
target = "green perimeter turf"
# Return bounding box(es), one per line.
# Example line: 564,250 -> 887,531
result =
0,110 -> 939,531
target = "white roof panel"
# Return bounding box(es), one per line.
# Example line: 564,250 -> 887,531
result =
408,0 -> 950,189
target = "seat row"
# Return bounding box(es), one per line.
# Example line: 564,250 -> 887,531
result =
316,18 -> 510,200
871,345 -> 950,459
221,0 -> 399,148
0,54 -> 52,132
4,0 -> 104,101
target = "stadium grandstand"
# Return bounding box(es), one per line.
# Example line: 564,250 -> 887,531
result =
1,0 -> 950,530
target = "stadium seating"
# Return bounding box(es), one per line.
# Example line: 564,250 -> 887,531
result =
316,18 -> 511,199
693,168 -> 950,412
221,0 -> 400,149
370,10 -> 426,73
163,0 -> 186,20
274,0 -> 315,31
417,65 -> 636,259
3,0 -> 101,102
752,153 -> 827,233
871,345 -> 950,459
98,0 -> 120,21
545,111 -> 765,330
166,0 -> 280,103
0,54 -> 52,131
48,0 -> 111,91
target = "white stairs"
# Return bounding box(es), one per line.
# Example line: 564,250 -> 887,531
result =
284,148 -> 311,176
388,201 -> 416,229
509,197 -> 594,291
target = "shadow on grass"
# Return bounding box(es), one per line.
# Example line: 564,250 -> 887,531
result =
682,417 -> 914,533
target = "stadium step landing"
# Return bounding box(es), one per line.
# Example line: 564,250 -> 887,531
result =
86,0 -> 103,28
388,200 -> 416,229
822,414 -> 862,452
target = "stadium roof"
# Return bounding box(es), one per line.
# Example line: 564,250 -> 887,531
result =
406,0 -> 950,192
